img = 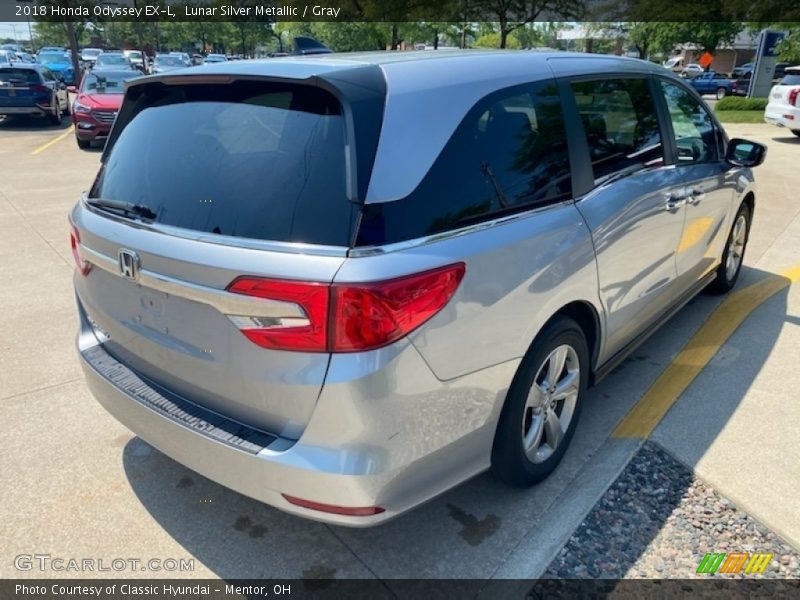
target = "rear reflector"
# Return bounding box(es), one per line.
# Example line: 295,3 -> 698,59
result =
789,88 -> 799,107
69,220 -> 91,276
226,263 -> 465,353
282,494 -> 385,516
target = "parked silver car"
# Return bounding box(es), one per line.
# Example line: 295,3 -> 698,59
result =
71,52 -> 765,525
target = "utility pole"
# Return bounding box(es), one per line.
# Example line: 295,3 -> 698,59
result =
64,0 -> 82,82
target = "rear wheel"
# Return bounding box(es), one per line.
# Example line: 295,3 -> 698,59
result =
716,87 -> 727,100
708,203 -> 751,294
491,317 -> 588,487
792,130 -> 800,138
75,135 -> 90,150
61,95 -> 70,116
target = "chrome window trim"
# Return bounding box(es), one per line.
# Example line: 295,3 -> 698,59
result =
80,245 -> 307,319
348,199 -> 573,257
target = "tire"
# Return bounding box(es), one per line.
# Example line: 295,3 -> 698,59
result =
491,316 -> 589,487
792,130 -> 800,138
75,135 -> 90,150
716,87 -> 727,100
707,203 -> 751,295
48,97 -> 61,125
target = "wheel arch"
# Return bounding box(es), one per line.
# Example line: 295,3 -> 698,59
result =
532,300 -> 602,387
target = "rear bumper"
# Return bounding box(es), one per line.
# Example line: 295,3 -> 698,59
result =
764,105 -> 800,128
73,115 -> 112,140
76,298 -> 516,526
0,106 -> 49,116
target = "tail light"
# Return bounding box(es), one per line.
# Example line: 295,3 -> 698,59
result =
789,88 -> 799,107
69,220 -> 91,276
226,263 -> 465,353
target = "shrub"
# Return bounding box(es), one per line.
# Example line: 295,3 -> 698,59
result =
715,97 -> 769,111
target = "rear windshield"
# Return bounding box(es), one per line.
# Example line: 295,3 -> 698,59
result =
92,80 -> 355,246
781,73 -> 800,85
0,68 -> 40,83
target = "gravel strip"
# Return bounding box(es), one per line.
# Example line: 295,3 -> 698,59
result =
543,441 -> 800,579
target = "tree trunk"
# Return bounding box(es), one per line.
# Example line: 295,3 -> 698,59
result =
433,29 -> 439,50
65,21 -> 82,84
585,37 -> 593,53
391,24 -> 399,50
500,28 -> 508,49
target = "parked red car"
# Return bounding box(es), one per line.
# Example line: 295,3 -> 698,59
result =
72,69 -> 141,149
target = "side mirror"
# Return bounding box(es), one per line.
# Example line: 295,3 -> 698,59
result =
726,138 -> 766,168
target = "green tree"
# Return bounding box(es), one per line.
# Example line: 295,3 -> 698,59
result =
468,0 -> 584,48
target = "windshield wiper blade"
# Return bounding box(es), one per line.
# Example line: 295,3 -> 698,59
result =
85,198 -> 157,220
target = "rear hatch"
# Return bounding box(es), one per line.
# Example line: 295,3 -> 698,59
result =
72,75 -> 369,439
0,67 -> 48,109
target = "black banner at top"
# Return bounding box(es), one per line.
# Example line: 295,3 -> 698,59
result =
2,0 -> 800,22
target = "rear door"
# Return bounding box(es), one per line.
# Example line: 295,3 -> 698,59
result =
656,78 -> 735,286
72,78 -> 359,439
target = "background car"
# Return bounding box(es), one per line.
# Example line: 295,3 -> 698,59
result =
0,50 -> 14,66
38,46 -> 66,55
122,49 -> 146,73
94,52 -> 134,70
203,53 -> 227,64
0,43 -> 25,54
35,52 -> 76,85
686,70 -> 738,99
680,63 -> 705,78
764,66 -> 800,137
81,48 -> 103,68
0,64 -> 69,125
170,51 -> 192,67
151,54 -> 185,74
72,69 -> 141,149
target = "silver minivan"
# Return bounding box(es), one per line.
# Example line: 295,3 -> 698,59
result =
71,51 -> 765,525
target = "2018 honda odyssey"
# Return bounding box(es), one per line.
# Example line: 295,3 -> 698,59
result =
71,52 -> 765,525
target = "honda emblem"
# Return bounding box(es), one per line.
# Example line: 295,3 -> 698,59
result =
118,249 -> 140,281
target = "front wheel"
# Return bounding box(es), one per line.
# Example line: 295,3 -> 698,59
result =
707,203 -> 751,294
792,130 -> 800,138
75,135 -> 90,150
716,87 -> 727,100
491,317 -> 588,487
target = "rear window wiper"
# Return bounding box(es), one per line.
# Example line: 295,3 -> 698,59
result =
85,198 -> 157,220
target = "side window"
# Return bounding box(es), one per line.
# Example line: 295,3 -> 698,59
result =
356,80 -> 572,245
659,80 -> 719,164
571,78 -> 663,184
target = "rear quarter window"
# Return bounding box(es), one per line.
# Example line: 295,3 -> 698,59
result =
780,73 -> 800,86
92,80 -> 356,246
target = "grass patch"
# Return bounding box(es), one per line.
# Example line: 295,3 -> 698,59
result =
714,110 -> 765,123
716,96 -> 768,111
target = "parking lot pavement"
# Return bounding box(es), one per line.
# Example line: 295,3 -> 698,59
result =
0,116 -> 798,583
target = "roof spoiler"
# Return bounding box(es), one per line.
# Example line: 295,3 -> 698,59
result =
291,37 -> 333,56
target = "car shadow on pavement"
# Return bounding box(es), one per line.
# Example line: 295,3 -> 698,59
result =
120,266 -> 792,580
0,114 -> 72,132
769,135 -> 800,145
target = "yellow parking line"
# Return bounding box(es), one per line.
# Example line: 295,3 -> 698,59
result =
31,127 -> 73,156
613,264 -> 800,439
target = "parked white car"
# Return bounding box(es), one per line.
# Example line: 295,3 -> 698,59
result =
764,66 -> 800,137
680,64 -> 706,79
